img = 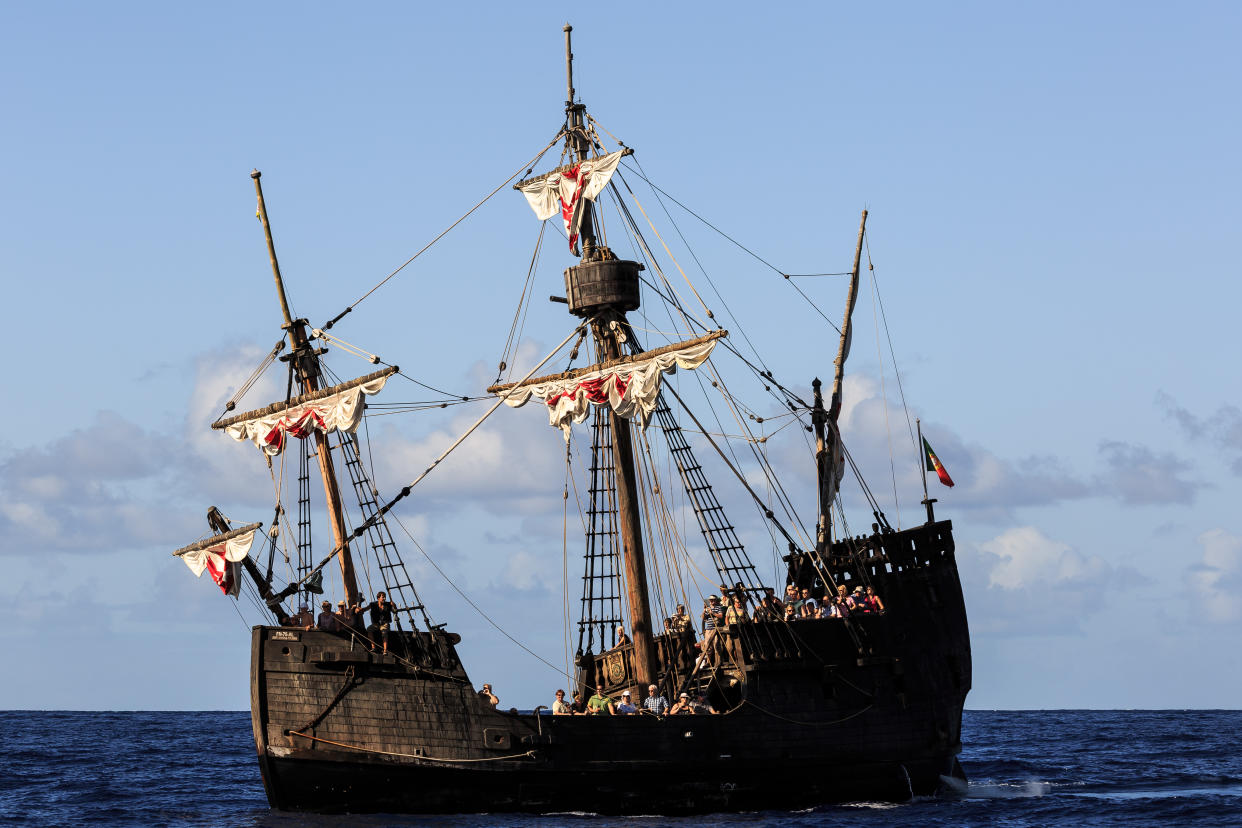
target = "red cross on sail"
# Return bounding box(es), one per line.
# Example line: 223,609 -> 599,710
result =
520,151 -> 625,255
173,526 -> 260,599
491,332 -> 724,439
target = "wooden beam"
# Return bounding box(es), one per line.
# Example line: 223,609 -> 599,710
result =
486,330 -> 726,395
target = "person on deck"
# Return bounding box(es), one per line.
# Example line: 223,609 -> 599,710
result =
798,588 -> 819,619
478,683 -> 499,707
834,584 -> 852,618
726,595 -> 749,626
586,688 -> 615,715
367,591 -> 394,654
316,600 -> 338,632
671,604 -> 692,634
643,684 -> 669,716
691,694 -> 719,714
865,585 -> 886,614
570,690 -> 587,715
615,691 -> 637,714
291,603 -> 315,629
552,689 -> 572,715
613,625 -> 631,648
334,600 -> 352,632
695,595 -> 725,670
670,692 -> 693,715
784,584 -> 800,612
848,586 -> 865,614
765,586 -> 785,616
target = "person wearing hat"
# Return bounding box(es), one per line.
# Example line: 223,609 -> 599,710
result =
670,692 -> 693,715
695,595 -> 725,671
847,586 -> 864,614
615,691 -> 637,715
331,599 -> 350,633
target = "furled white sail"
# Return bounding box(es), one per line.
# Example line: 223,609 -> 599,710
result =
219,372 -> 391,456
520,150 -> 625,255
174,526 -> 259,597
824,422 -> 845,506
496,334 -> 721,438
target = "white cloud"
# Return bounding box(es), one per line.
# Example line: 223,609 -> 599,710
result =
961,526 -> 1138,636
1186,529 -> 1242,623
981,526 -> 1108,590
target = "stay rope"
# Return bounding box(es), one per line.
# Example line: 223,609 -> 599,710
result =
321,130 -> 567,331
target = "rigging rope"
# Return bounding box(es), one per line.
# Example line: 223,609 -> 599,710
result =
321,130 -> 567,330
390,510 -> 587,690
868,238 -> 902,530
497,221 -> 547,384
866,235 -> 919,453
631,155 -> 775,374
215,339 -> 285,421
282,324 -> 587,596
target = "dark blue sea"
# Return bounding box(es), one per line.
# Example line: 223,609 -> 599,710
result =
1,710 -> 1239,826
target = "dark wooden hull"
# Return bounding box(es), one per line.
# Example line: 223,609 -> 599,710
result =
251,520 -> 970,815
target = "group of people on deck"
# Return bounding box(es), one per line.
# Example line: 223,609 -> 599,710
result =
696,581 -> 885,629
473,581 -> 888,717
475,683 -> 718,716
774,583 -> 885,621
549,684 -> 718,716
281,590 -> 397,654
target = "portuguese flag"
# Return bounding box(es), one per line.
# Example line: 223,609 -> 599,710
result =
923,437 -> 955,487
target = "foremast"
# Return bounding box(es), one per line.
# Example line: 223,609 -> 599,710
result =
561,24 -> 658,689
251,170 -> 361,607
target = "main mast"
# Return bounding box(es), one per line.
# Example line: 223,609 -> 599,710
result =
251,170 -> 361,607
561,25 -> 658,688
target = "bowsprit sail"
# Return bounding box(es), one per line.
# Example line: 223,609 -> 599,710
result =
171,23 -> 972,816
173,523 -> 261,597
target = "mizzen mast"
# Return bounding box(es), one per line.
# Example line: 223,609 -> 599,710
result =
814,209 -> 868,549
251,169 -> 361,607
560,26 -> 658,689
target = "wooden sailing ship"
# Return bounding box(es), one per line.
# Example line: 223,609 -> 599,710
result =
173,26 -> 971,815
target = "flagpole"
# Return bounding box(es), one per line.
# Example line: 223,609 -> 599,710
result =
917,418 -> 937,523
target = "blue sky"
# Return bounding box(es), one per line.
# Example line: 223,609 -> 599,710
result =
1,2 -> 1239,711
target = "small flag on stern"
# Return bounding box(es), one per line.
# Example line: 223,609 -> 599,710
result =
923,437 -> 955,488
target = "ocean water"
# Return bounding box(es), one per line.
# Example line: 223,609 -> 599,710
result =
1,710 -> 1239,827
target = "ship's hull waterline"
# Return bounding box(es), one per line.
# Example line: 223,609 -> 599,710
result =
251,521 -> 970,815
